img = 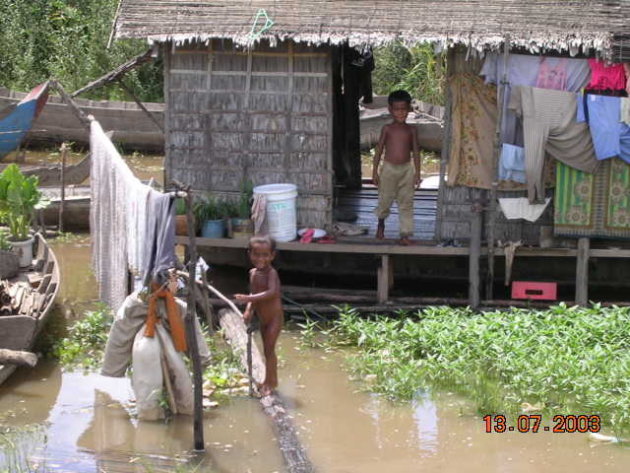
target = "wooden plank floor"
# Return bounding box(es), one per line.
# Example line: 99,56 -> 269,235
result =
334,187 -> 437,241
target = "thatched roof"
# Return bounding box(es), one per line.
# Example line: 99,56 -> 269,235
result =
116,0 -> 628,58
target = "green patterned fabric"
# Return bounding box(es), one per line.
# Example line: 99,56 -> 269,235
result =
554,158 -> 630,239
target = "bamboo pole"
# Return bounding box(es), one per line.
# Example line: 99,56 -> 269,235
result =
116,79 -> 164,133
71,49 -> 154,98
51,81 -> 91,129
486,36 -> 510,300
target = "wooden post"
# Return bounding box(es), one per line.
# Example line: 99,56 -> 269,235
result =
435,49 -> 454,242
182,185 -> 204,451
58,143 -> 69,232
576,237 -> 590,306
377,254 -> 391,303
469,201 -> 483,309
486,36 -> 511,300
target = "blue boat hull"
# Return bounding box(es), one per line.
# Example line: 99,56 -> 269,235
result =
0,82 -> 49,158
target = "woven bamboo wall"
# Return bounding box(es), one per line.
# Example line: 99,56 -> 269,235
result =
439,186 -> 554,245
164,39 -> 332,228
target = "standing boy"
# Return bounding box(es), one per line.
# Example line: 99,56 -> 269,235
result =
234,235 -> 283,396
372,90 -> 421,245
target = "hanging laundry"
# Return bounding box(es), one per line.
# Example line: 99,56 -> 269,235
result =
481,53 -> 589,145
586,59 -> 627,91
554,159 -> 630,239
509,86 -> 599,203
499,197 -> 551,222
498,143 -> 526,183
536,58 -> 568,90
481,53 -> 590,92
578,94 -> 630,163
142,190 -> 178,286
620,97 -> 630,125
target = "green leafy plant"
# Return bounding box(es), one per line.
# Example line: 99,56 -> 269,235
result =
0,164 -> 49,241
236,180 -> 254,219
0,230 -> 12,251
193,195 -> 228,222
309,304 -> 630,435
53,305 -> 112,370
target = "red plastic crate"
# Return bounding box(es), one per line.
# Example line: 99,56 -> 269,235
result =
511,281 -> 557,301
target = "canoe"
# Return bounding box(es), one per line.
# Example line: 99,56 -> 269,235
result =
0,82 -> 50,158
0,86 -> 164,154
41,186 -> 91,232
0,233 -> 60,385
0,153 -> 91,187
360,98 -> 444,152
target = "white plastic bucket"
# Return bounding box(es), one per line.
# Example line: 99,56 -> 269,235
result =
253,183 -> 298,242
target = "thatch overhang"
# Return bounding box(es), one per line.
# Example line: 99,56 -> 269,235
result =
115,0 -> 628,58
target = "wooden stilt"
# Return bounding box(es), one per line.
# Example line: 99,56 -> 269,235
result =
469,201 -> 483,309
180,183 -> 205,452
58,143 -> 68,233
218,308 -> 313,473
576,237 -> 590,306
377,254 -> 391,303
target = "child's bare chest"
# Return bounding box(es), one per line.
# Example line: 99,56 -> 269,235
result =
250,271 -> 270,292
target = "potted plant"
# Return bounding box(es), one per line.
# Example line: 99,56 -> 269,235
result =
0,164 -> 49,267
230,180 -> 254,239
194,195 -> 228,238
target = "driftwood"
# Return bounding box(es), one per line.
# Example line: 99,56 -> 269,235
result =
218,308 -> 314,473
0,349 -> 37,367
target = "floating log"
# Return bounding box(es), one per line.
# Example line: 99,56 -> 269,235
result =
0,348 -> 37,367
217,308 -> 314,473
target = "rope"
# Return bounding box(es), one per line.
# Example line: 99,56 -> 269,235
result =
247,8 -> 274,45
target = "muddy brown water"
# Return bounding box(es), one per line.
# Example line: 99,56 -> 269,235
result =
2,153 -> 630,471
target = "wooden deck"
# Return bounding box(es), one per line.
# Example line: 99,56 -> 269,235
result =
334,186 -> 437,240
176,184 -> 630,307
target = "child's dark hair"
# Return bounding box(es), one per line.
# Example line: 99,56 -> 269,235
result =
388,89 -> 412,105
249,234 -> 277,252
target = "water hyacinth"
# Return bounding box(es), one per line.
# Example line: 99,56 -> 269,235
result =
306,304 -> 630,434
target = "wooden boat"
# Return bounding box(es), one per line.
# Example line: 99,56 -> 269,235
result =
360,97 -> 444,152
0,82 -> 50,158
0,153 -> 91,187
41,186 -> 91,232
0,86 -> 164,154
0,233 -> 60,385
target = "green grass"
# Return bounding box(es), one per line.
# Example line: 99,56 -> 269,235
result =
302,304 -> 630,434
51,304 -> 111,370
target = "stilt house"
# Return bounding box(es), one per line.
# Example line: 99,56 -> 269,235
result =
113,0 -> 630,304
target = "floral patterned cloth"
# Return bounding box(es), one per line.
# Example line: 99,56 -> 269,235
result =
447,73 -> 555,191
554,158 -> 630,239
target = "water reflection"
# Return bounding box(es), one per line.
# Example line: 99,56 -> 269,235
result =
412,391 -> 438,456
